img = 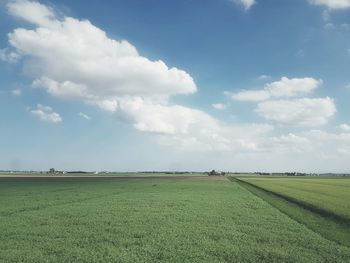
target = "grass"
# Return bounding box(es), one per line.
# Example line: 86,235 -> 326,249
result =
238,177 -> 350,222
0,177 -> 350,262
234,177 -> 350,250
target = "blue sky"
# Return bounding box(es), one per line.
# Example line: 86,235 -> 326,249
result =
1,0 -> 350,172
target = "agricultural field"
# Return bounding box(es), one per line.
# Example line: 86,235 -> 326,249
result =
236,176 -> 350,247
237,177 -> 350,221
1,176 -> 350,262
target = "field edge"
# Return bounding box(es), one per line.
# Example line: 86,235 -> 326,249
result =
228,177 -> 350,248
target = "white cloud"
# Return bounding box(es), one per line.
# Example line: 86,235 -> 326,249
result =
118,97 -> 218,135
256,97 -> 336,126
308,0 -> 350,9
261,133 -> 312,154
266,77 -> 322,98
260,129 -> 350,161
6,0 -> 197,104
231,0 -> 256,10
11,89 -> 22,96
0,48 -> 20,63
78,112 -> 91,120
157,120 -> 274,152
7,0 -> 56,26
212,103 -> 227,110
231,77 -> 322,102
301,129 -> 350,155
3,0 -> 276,152
4,0 -> 219,147
339,123 -> 350,131
30,104 -> 62,123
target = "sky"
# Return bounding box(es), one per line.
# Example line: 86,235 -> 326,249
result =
0,0 -> 350,172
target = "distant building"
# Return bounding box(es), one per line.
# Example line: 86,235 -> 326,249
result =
48,168 -> 65,175
208,170 -> 225,176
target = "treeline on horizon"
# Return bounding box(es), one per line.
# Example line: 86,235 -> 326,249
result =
0,170 -> 349,176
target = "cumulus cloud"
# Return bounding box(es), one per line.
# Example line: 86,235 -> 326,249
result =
30,104 -> 62,123
229,77 -> 335,127
308,0 -> 350,9
78,112 -> 91,120
115,97 -> 273,152
231,77 -> 322,102
212,103 -> 227,110
7,0 -> 56,25
256,97 -> 336,126
6,0 -> 196,104
3,0 -> 274,152
4,0 -> 218,145
0,48 -> 20,63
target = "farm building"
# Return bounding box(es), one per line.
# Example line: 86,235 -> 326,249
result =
208,170 -> 225,176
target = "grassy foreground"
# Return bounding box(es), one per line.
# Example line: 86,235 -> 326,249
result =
0,177 -> 350,262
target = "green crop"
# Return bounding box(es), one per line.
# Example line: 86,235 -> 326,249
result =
0,177 -> 349,262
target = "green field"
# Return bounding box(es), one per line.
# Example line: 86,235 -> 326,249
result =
236,176 -> 350,247
0,172 -> 207,177
1,177 -> 350,262
238,177 -> 350,221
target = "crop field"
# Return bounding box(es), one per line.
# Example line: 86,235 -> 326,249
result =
236,176 -> 350,247
237,177 -> 350,221
0,172 -> 207,177
1,176 -> 350,262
